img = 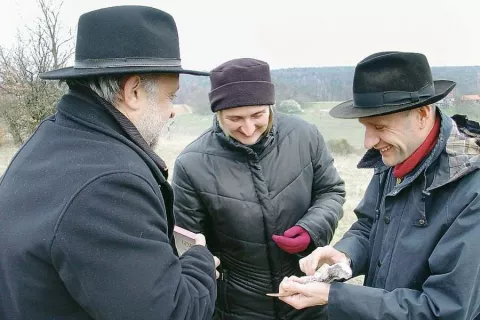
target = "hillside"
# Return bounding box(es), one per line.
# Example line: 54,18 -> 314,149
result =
176,66 -> 480,114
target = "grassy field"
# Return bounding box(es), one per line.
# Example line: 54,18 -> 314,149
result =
0,105 -> 371,285
169,103 -> 367,148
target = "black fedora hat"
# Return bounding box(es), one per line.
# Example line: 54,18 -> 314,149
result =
329,51 -> 456,119
39,5 -> 208,80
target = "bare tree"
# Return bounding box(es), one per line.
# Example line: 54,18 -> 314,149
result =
0,0 -> 73,145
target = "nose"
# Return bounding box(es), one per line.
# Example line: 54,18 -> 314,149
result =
239,120 -> 256,137
364,126 -> 380,149
169,110 -> 176,119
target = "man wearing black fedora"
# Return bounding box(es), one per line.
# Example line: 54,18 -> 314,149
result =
0,6 -> 219,320
276,51 -> 480,319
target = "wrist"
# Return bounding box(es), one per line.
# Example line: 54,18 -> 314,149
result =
323,283 -> 331,305
336,249 -> 351,266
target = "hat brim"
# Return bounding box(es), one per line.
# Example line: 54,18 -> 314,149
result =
329,80 -> 456,119
39,65 -> 209,80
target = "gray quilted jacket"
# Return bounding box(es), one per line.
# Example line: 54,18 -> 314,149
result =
172,113 -> 345,319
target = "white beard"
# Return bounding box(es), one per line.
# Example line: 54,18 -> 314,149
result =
134,96 -> 169,150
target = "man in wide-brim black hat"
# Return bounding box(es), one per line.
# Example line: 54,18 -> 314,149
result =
0,5 -> 220,320
276,51 -> 480,319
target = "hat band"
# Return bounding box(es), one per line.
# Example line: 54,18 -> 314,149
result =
353,84 -> 435,108
74,58 -> 182,69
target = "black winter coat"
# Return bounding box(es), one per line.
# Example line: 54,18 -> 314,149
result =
172,113 -> 346,319
0,89 -> 217,320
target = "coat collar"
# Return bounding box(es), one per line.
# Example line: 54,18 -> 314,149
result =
56,87 -> 170,183
212,112 -> 277,159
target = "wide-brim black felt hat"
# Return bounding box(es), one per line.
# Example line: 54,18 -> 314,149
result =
40,6 -> 209,80
329,51 -> 456,119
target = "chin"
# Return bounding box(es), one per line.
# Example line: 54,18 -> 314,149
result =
246,139 -> 262,145
381,156 -> 399,167
234,135 -> 261,145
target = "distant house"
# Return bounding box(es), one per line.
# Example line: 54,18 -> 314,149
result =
460,95 -> 480,102
437,90 -> 455,108
173,104 -> 193,115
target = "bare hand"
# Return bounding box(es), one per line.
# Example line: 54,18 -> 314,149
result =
299,245 -> 350,276
193,234 -> 221,279
278,276 -> 330,309
214,256 -> 221,279
194,233 -> 206,246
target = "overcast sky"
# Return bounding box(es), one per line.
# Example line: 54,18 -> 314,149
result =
1,0 -> 478,71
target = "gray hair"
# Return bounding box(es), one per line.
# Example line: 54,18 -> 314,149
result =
404,104 -> 436,117
65,74 -> 160,105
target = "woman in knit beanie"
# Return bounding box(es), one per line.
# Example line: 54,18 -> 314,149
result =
209,58 -> 275,145
171,58 -> 345,320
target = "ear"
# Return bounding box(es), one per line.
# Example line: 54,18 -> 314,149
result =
417,105 -> 433,129
122,75 -> 143,110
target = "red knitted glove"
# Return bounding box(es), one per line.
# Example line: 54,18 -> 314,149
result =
272,226 -> 311,254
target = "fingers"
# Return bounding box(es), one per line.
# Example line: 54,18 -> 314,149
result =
279,277 -> 291,294
194,233 -> 206,246
281,278 -> 308,295
278,278 -> 312,309
299,253 -> 321,276
322,245 -> 350,264
191,234 -> 221,279
278,278 -> 330,309
283,227 -> 302,238
279,277 -> 306,296
272,235 -> 300,246
336,251 -> 351,265
279,293 -> 312,310
213,256 -> 220,279
286,276 -> 304,283
299,246 -> 343,275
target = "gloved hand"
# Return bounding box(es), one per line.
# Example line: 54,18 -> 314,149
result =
272,226 -> 311,254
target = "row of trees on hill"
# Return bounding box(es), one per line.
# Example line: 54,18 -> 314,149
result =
1,0 -> 479,145
177,66 -> 480,114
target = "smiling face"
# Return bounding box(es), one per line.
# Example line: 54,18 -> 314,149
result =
358,106 -> 435,166
217,105 -> 271,145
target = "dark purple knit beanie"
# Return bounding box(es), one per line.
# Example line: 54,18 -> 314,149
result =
209,58 -> 275,112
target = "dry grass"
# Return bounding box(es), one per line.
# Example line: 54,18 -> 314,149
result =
0,127 -> 5,146
330,155 -> 372,285
0,127 -> 17,176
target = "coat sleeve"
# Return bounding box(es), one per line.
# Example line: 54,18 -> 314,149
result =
328,192 -> 480,320
296,126 -> 346,247
50,172 -> 216,320
171,158 -> 210,235
333,173 -> 379,277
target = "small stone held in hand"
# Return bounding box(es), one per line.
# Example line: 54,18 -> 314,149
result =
266,262 -> 352,297
300,262 -> 352,284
